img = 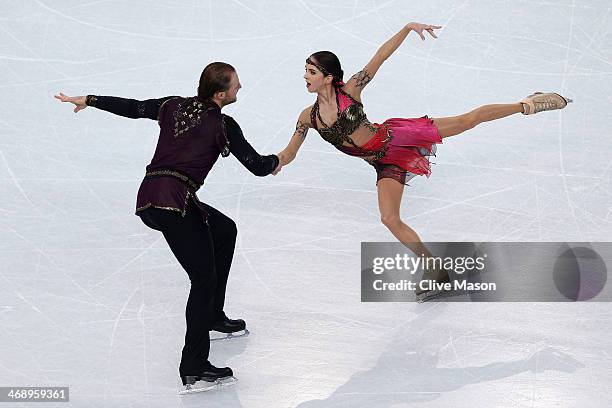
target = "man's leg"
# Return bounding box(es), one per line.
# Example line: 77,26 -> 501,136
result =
139,203 -> 217,376
197,202 -> 238,321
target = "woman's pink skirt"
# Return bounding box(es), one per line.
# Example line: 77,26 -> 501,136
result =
361,116 -> 443,185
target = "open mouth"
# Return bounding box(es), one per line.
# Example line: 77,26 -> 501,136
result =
306,82 -> 311,88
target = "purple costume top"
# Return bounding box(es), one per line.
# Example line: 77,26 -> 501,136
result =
85,95 -> 279,220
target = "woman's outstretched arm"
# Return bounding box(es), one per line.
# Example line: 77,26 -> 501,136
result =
54,92 -> 177,120
344,22 -> 441,96
276,107 -> 311,168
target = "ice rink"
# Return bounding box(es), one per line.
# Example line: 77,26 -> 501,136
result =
1,1 -> 611,407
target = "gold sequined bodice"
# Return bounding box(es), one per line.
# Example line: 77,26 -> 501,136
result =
310,88 -> 375,148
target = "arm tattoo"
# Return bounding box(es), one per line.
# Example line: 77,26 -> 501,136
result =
295,121 -> 309,140
351,69 -> 372,88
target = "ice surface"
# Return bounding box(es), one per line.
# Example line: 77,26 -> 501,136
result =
1,1 -> 611,407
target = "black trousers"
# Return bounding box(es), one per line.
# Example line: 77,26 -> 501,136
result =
138,197 -> 237,376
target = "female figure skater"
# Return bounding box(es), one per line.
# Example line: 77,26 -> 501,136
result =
275,22 -> 571,301
56,62 -> 280,393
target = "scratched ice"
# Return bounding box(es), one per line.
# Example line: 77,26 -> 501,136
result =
1,1 -> 611,407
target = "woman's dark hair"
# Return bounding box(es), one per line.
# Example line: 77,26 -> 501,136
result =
197,62 -> 236,99
309,51 -> 344,85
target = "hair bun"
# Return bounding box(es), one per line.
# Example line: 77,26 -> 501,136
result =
310,51 -> 344,85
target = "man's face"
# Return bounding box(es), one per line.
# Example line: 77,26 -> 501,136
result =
221,72 -> 241,105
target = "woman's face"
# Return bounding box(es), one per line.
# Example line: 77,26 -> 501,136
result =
304,62 -> 327,93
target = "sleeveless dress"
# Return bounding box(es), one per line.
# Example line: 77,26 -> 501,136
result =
310,87 -> 443,185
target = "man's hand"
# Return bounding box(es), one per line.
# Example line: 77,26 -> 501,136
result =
54,92 -> 87,113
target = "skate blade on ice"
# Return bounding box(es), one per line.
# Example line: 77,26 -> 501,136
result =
415,289 -> 446,303
179,376 -> 237,395
415,288 -> 463,303
210,328 -> 250,341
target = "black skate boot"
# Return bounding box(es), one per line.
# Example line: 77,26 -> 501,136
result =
179,362 -> 236,394
210,312 -> 249,341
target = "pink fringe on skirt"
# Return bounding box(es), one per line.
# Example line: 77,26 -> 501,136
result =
361,116 -> 443,185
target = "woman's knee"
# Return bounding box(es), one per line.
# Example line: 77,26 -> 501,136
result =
380,213 -> 402,231
461,111 -> 479,130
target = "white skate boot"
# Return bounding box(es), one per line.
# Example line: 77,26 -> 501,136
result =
520,92 -> 573,115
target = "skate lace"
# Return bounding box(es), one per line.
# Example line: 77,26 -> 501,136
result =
534,98 -> 558,113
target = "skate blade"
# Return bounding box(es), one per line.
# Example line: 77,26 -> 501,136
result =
210,328 -> 250,342
415,289 -> 446,303
179,376 -> 237,395
415,288 -> 461,303
553,92 -> 573,105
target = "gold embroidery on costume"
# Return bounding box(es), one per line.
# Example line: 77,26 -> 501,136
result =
135,192 -> 193,217
364,126 -> 393,164
136,203 -> 183,213
219,116 -> 230,157
85,95 -> 98,106
144,170 -> 201,190
136,170 -> 202,217
310,90 -> 370,148
172,99 -> 205,137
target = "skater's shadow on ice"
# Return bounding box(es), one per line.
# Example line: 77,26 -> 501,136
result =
298,305 -> 584,408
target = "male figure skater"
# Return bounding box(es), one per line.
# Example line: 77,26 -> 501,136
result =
56,62 -> 280,393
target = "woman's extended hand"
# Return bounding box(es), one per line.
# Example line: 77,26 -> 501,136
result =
271,161 -> 282,175
54,92 -> 87,113
273,151 -> 291,175
407,22 -> 442,41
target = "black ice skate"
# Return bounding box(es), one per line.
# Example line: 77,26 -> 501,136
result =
210,312 -> 250,341
179,362 -> 236,395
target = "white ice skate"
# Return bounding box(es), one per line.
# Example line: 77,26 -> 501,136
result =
520,92 -> 573,115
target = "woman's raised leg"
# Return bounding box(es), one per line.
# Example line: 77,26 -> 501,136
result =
432,103 -> 524,139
